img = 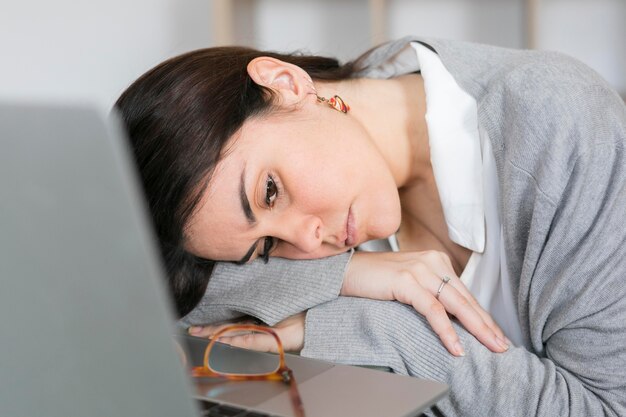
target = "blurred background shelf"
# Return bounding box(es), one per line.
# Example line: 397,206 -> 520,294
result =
211,0 -> 626,100
1,0 -> 623,107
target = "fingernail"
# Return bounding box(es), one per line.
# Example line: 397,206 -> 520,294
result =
454,342 -> 465,357
188,326 -> 200,335
504,336 -> 512,346
496,336 -> 509,351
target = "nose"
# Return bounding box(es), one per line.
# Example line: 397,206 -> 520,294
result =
278,212 -> 323,254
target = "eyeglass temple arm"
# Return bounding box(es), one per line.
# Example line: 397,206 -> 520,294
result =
283,369 -> 305,417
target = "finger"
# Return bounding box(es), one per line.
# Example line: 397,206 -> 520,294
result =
438,256 -> 509,344
392,274 -> 465,356
448,280 -> 508,343
217,332 -> 280,353
437,280 -> 509,352
188,324 -> 224,338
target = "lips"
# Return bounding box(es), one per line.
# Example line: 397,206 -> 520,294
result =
345,207 -> 357,247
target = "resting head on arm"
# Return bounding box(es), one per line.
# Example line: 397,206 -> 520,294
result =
115,45 -> 508,355
114,47 -> 376,317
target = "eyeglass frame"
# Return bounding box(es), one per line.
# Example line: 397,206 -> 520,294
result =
188,324 -> 305,417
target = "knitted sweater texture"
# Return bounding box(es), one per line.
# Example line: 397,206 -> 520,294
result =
183,37 -> 626,416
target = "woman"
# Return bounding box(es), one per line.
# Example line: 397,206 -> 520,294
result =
115,36 -> 626,416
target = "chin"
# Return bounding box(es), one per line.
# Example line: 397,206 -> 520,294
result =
367,214 -> 401,242
372,200 -> 402,239
358,188 -> 401,243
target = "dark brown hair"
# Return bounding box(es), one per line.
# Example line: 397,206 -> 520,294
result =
114,46 -> 366,317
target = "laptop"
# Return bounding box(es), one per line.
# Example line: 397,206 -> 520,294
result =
0,103 -> 448,417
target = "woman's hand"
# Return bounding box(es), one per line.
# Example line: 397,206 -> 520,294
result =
188,313 -> 306,353
342,250 -> 510,356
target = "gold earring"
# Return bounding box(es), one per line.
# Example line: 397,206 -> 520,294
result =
316,95 -> 350,114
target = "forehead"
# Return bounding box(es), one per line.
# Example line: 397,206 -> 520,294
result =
184,143 -> 253,261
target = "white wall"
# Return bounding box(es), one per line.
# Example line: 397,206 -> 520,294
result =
539,0 -> 626,93
388,0 -> 526,49
0,0 -> 212,111
224,0 -> 626,96
388,0 -> 625,93
1,0 -> 624,109
245,0 -> 373,61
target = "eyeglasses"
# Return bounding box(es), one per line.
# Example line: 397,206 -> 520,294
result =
188,324 -> 305,417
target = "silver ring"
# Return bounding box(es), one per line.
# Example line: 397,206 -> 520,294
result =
436,275 -> 451,300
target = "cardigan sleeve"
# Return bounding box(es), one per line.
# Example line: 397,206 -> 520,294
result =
302,139 -> 626,416
180,251 -> 352,326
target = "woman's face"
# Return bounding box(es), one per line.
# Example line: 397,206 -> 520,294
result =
184,95 -> 401,263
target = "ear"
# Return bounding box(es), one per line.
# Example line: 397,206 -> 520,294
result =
247,57 -> 315,109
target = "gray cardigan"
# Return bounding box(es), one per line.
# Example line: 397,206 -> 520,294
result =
182,37 -> 626,416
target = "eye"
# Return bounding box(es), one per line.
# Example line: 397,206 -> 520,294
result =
260,236 -> 275,263
265,175 -> 278,207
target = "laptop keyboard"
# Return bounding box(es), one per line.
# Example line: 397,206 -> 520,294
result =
197,399 -> 283,417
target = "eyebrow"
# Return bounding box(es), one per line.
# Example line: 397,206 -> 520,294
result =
237,167 -> 258,264
239,168 -> 256,224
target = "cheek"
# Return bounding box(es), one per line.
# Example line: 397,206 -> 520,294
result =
282,155 -> 347,209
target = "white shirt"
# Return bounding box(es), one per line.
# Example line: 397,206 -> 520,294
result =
362,42 -> 524,346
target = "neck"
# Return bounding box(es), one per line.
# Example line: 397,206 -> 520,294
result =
316,74 -> 431,189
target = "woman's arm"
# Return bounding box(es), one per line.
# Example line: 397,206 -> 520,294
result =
185,248 -> 508,356
180,251 -> 351,326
